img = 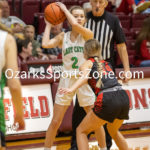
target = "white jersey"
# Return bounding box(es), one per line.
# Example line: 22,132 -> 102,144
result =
62,31 -> 86,75
0,30 -> 7,79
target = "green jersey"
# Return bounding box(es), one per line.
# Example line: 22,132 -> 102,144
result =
0,73 -> 6,134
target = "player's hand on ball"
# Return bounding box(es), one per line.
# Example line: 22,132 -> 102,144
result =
56,2 -> 67,12
44,18 -> 52,26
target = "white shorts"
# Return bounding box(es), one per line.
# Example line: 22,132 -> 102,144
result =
55,77 -> 95,107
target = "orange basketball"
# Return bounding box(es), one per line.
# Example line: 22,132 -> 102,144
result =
44,3 -> 66,25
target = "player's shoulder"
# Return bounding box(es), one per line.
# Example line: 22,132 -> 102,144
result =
6,33 -> 15,43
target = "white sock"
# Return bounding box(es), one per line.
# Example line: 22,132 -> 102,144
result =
100,148 -> 107,150
44,148 -> 51,150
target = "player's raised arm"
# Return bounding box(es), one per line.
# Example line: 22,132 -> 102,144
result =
56,2 -> 93,41
42,19 -> 64,49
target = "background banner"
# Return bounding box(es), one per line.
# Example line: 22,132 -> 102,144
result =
120,78 -> 150,124
4,78 -> 150,135
4,84 -> 53,135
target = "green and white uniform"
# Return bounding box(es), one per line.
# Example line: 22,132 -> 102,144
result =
55,32 -> 95,106
0,30 -> 7,146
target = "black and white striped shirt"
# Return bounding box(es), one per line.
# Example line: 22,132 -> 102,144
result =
85,11 -> 125,63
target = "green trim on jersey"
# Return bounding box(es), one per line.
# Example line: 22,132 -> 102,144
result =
0,73 -> 6,134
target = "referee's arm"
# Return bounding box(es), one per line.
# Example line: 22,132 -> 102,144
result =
117,43 -> 130,82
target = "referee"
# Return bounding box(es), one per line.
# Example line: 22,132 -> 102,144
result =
70,0 -> 130,150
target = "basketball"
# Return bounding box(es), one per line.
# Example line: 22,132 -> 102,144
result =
44,3 -> 66,25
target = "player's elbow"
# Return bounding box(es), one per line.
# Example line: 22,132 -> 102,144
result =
42,41 -> 48,48
42,41 -> 54,49
71,22 -> 79,29
87,32 -> 94,40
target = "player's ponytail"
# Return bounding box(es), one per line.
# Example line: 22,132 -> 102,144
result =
94,57 -> 103,88
84,39 -> 103,88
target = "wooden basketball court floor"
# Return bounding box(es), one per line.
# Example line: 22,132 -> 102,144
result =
6,128 -> 150,150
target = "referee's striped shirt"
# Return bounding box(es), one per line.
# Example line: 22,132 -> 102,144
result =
85,11 -> 126,61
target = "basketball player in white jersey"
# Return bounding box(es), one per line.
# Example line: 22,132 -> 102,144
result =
0,3 -> 25,150
42,2 -> 107,150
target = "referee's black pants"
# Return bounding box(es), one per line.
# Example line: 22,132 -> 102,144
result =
70,97 -> 112,150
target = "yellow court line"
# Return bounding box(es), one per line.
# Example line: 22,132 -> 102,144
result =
7,139 -> 45,146
121,129 -> 150,135
7,136 -> 71,147
7,129 -> 150,147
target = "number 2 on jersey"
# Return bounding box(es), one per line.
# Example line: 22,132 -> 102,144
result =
71,57 -> 79,69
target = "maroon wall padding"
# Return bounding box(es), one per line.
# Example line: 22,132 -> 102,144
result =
8,0 -> 20,17
116,67 -> 150,79
22,0 -> 41,24
61,0 -> 79,9
78,0 -> 89,6
40,0 -> 62,12
34,13 -> 45,34
20,76 -> 54,85
26,59 -> 62,65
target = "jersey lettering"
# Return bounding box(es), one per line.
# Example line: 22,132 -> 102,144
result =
64,46 -> 84,56
64,47 -> 73,56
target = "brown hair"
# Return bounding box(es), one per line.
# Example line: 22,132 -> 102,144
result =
69,5 -> 86,16
84,39 -> 102,59
16,37 -> 31,53
135,17 -> 150,55
84,39 -> 103,88
24,25 -> 35,33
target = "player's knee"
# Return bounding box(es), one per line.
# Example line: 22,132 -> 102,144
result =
51,119 -> 61,129
77,126 -> 89,136
0,147 -> 6,150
